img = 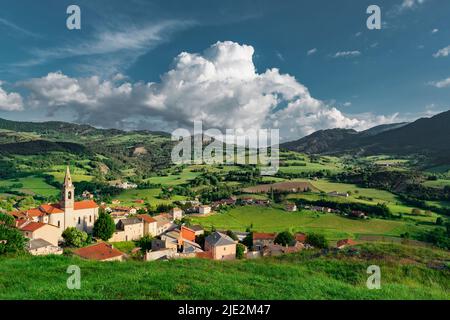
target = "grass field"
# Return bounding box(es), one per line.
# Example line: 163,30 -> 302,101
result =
0,243 -> 448,299
423,179 -> 450,189
112,188 -> 187,207
189,206 -> 432,240
145,168 -> 201,186
0,176 -> 59,197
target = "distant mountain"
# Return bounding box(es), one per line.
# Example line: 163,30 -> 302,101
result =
281,110 -> 450,162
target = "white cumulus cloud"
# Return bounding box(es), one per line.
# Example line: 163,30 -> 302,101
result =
433,45 -> 450,58
0,82 -> 24,111
18,41 -> 396,141
429,77 -> 450,88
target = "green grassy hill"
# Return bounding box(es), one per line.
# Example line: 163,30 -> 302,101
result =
0,243 -> 448,300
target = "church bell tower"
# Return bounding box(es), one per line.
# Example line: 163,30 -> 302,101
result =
61,166 -> 75,210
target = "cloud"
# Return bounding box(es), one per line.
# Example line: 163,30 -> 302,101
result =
355,32 -> 362,37
307,48 -> 317,56
401,0 -> 426,9
429,77 -> 450,88
433,45 -> 450,58
343,102 -> 352,107
0,82 -> 24,111
431,28 -> 439,34
0,17 -> 39,38
333,51 -> 361,58
18,41 -> 396,141
13,20 -> 193,76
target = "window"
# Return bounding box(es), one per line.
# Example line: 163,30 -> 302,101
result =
89,215 -> 92,223
58,221 -> 60,228
78,217 -> 81,224
68,191 -> 72,200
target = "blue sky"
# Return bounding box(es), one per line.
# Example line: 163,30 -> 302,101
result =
0,0 -> 449,141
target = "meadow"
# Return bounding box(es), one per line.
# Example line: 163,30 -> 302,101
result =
0,243 -> 448,300
189,206 -> 433,241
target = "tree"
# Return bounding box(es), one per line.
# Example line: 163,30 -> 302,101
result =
242,232 -> 253,249
436,217 -> 444,226
62,227 -> 88,247
135,235 -> 153,253
305,233 -> 328,249
0,213 -> 27,254
226,230 -> 238,241
93,210 -> 115,241
274,231 -> 294,246
236,243 -> 246,259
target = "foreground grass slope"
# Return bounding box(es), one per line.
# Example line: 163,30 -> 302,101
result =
1,244 -> 448,300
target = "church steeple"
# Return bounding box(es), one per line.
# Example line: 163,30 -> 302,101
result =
64,165 -> 73,187
61,166 -> 75,210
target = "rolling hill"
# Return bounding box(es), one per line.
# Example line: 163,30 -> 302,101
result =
281,110 -> 450,163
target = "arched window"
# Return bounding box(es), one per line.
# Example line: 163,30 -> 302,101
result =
89,215 -> 92,223
68,191 -> 72,200
78,217 -> 81,224
58,221 -> 60,228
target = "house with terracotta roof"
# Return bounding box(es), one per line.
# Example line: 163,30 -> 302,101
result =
18,221 -> 61,246
73,242 -> 125,261
137,214 -> 158,237
18,167 -> 99,234
336,238 -> 357,249
252,232 -> 277,251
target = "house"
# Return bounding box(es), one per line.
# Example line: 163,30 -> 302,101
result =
134,199 -> 145,204
73,242 -> 125,261
81,191 -> 94,199
115,181 -> 138,189
16,167 -> 99,234
112,206 -> 137,215
285,203 -> 297,212
189,225 -> 205,236
350,210 -> 367,219
109,217 -> 144,242
204,231 -> 236,260
294,233 -> 307,244
170,207 -> 183,220
27,239 -> 63,256
328,191 -> 349,198
153,213 -> 177,235
144,248 -> 177,261
252,232 -> 277,251
180,225 -> 197,242
137,214 -> 158,237
262,244 -> 302,257
198,205 -> 211,215
18,221 -> 61,246
336,238 -> 357,249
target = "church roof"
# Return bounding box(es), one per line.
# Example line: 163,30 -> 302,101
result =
74,200 -> 98,210
39,204 -> 64,214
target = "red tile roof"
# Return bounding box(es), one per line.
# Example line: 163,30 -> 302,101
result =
26,208 -> 45,217
39,204 -> 64,214
73,242 -> 124,261
336,239 -> 357,247
19,221 -> 46,232
137,214 -> 157,223
74,200 -> 98,210
295,233 -> 307,243
253,232 -> 277,240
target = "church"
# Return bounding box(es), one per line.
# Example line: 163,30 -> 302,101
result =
17,167 -> 99,234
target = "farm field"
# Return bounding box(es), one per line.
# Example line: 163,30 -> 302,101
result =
0,243 -> 448,300
189,206 -> 432,240
111,188 -> 188,207
0,176 -> 59,197
423,179 -> 450,189
145,168 -> 201,186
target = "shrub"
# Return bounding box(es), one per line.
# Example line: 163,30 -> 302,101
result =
62,227 -> 88,247
305,233 -> 328,249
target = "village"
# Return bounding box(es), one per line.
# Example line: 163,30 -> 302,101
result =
7,167 -> 359,262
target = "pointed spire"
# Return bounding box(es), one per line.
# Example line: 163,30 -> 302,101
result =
64,166 -> 73,187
